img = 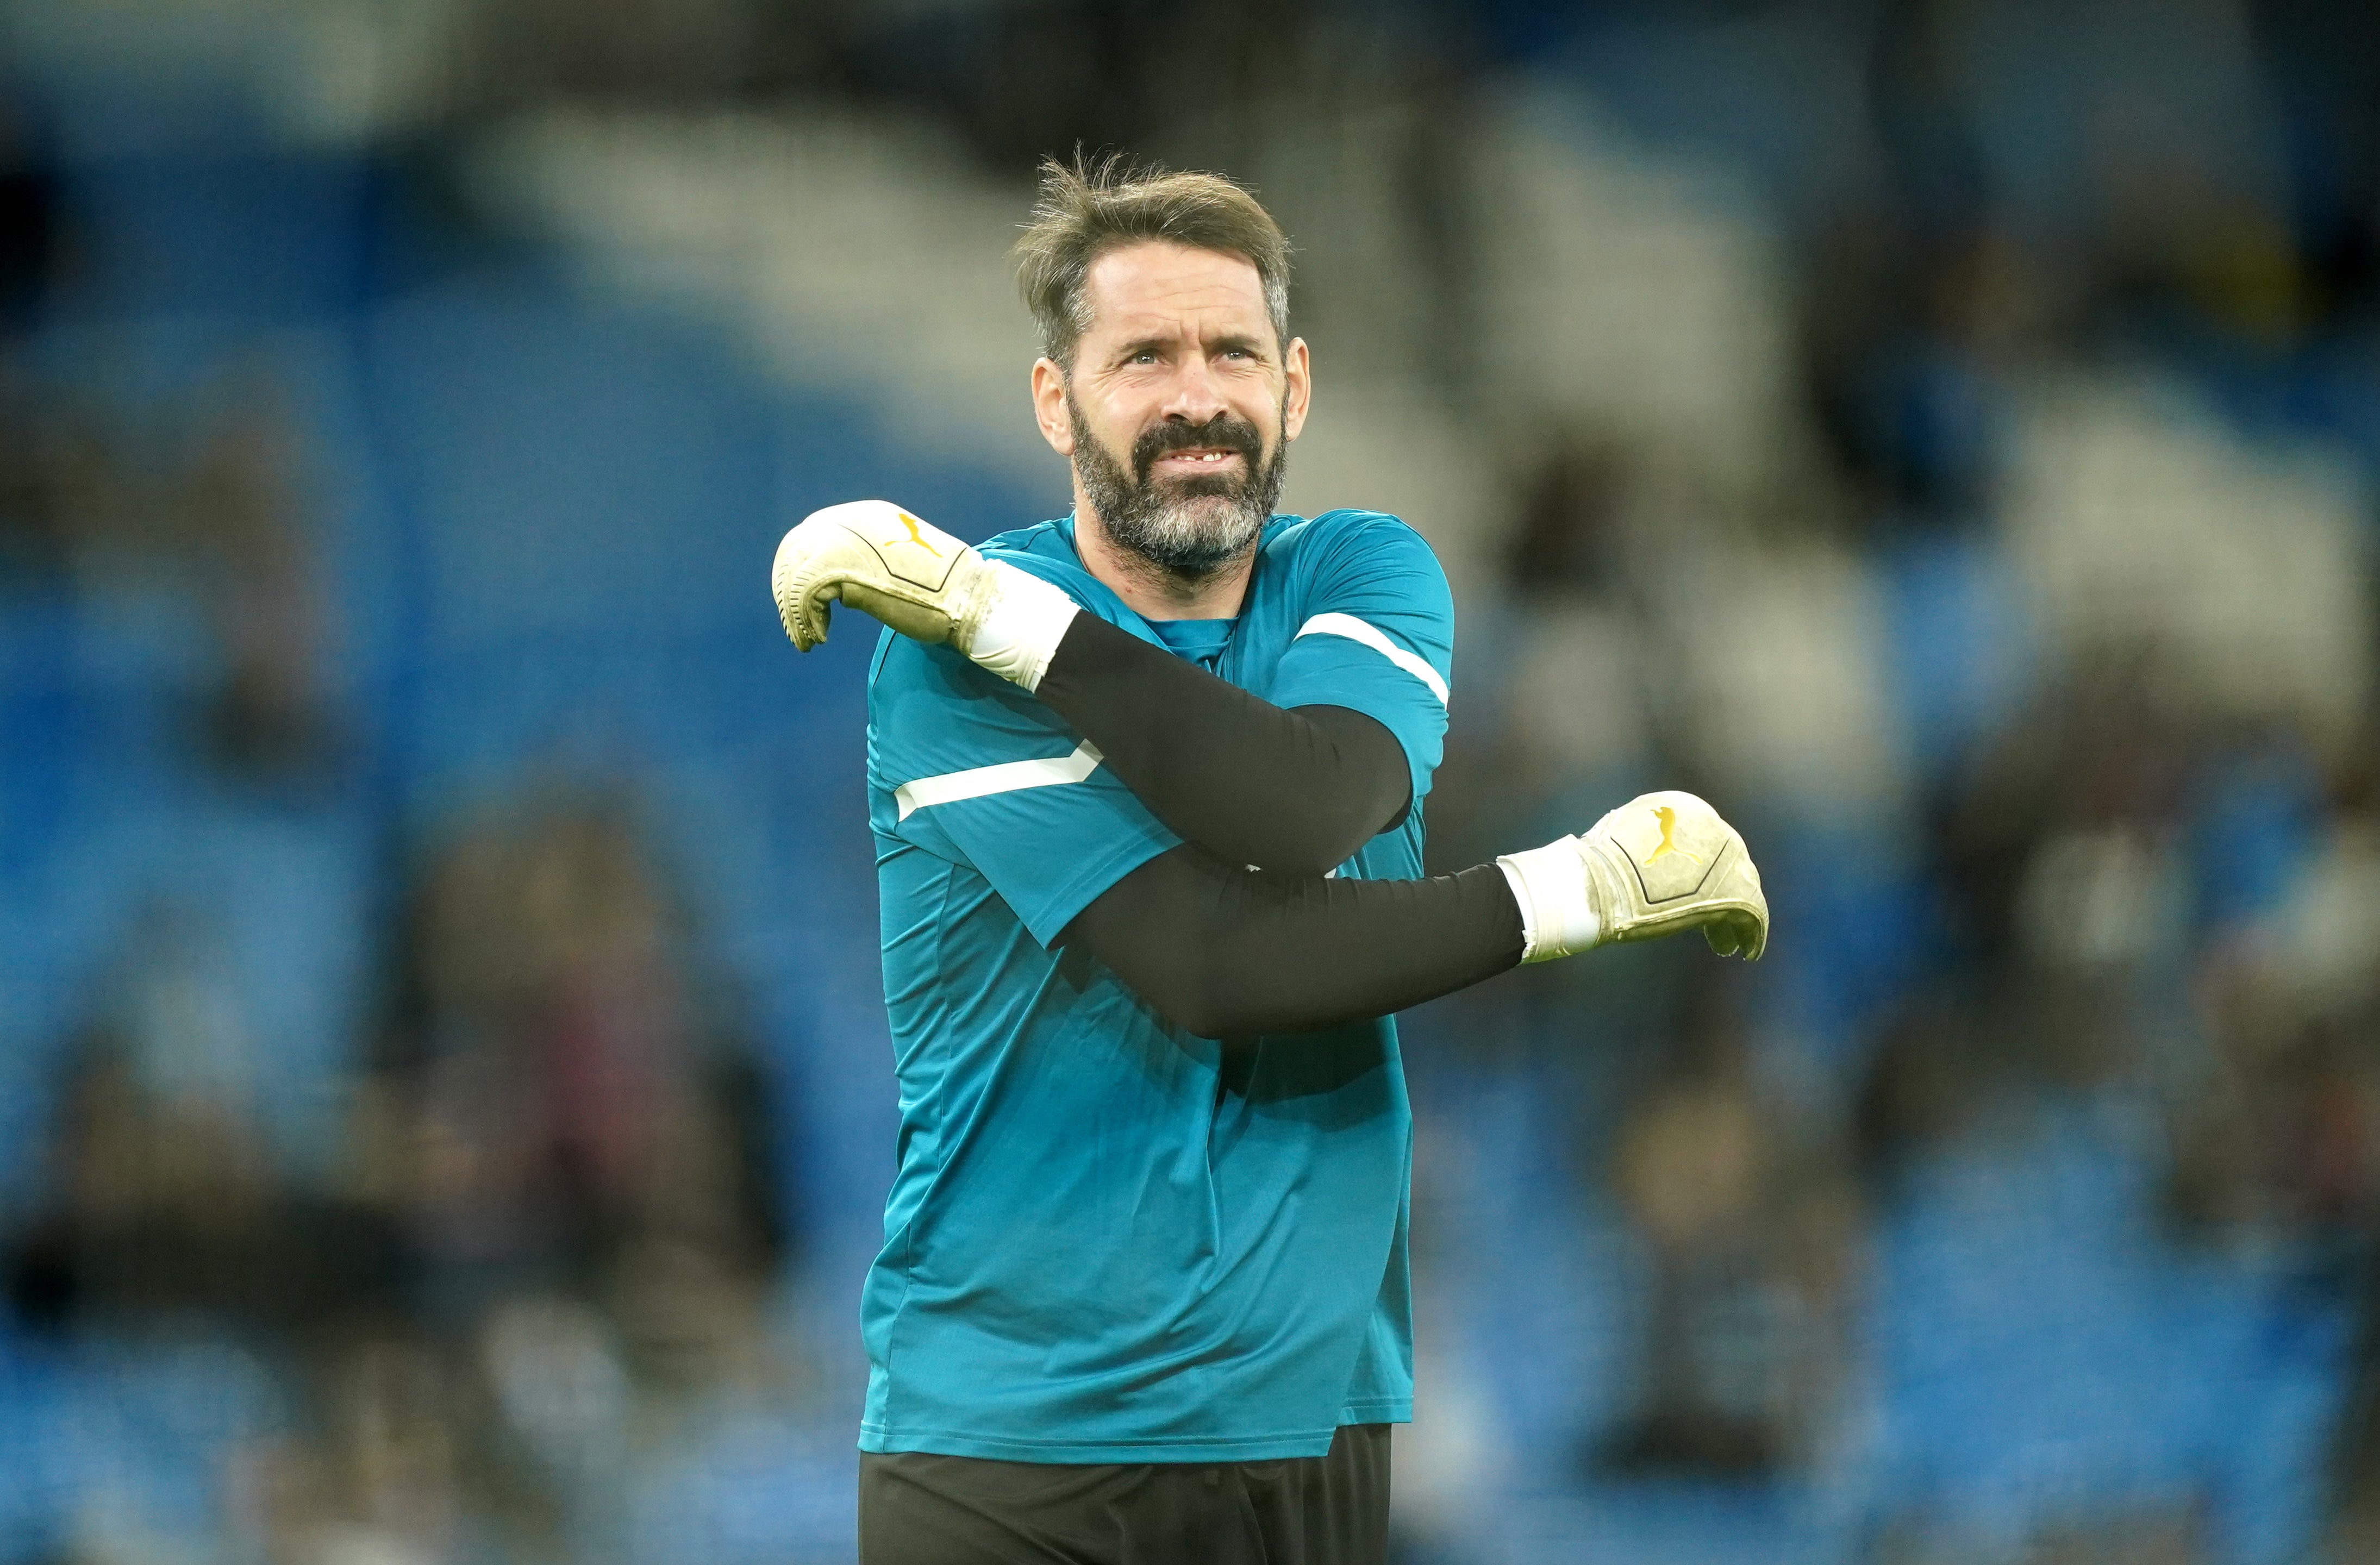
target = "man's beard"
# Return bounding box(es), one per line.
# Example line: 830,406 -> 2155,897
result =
1068,396 -> 1288,581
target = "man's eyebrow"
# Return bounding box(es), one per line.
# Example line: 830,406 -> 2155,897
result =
1110,335 -> 1177,362
1107,330 -> 1273,364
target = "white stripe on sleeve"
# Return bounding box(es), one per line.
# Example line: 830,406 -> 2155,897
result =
894,741 -> 1105,821
1292,613 -> 1450,706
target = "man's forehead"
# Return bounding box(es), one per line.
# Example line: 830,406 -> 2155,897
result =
1080,241 -> 1269,339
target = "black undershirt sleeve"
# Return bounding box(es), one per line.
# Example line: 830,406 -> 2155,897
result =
1033,612 -> 1413,875
1061,844 -> 1526,1039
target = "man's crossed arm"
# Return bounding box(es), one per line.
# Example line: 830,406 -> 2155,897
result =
1039,612 -> 1412,877
774,501 -> 1767,1038
1035,608 -> 1516,1034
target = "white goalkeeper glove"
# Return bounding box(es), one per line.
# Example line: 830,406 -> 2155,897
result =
771,500 -> 1080,692
1496,790 -> 1768,962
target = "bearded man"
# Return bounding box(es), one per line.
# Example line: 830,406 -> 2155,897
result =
771,156 -> 1769,1564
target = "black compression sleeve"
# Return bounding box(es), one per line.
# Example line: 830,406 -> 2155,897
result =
1060,845 -> 1525,1038
1034,612 -> 1413,874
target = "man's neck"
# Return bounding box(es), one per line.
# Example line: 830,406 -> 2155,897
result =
1071,504 -> 1257,622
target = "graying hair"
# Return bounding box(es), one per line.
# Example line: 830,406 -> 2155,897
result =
1013,152 -> 1291,370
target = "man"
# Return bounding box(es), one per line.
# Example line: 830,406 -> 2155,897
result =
772,156 -> 1767,1564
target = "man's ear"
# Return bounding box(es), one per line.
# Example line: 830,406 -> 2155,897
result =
1030,358 -> 1076,456
1282,337 -> 1311,443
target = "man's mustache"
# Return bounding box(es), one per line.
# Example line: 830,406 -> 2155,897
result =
1130,416 -> 1265,484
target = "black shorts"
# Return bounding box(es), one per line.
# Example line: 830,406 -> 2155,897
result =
857,1424 -> 1391,1565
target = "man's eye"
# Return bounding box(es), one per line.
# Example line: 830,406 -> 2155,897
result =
1132,351 -> 1159,365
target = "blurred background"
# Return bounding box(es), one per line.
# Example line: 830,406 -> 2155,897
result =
1,1 -> 2376,1561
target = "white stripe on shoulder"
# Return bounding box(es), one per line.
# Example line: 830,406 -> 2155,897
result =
894,741 -> 1104,821
1292,613 -> 1450,706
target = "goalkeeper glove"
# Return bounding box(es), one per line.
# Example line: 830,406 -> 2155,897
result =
771,500 -> 1080,691
1496,791 -> 1768,962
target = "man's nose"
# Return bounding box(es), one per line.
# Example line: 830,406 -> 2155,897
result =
1156,356 -> 1230,426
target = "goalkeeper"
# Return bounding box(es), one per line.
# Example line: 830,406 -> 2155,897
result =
774,156 -> 1765,1565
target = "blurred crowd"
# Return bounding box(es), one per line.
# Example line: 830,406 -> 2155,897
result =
3,1 -> 2379,1562
1,171 -> 808,1559
0,450 -> 803,1561
2,773 -> 804,1560
7,803 -> 795,1564
1401,4 -> 2380,1558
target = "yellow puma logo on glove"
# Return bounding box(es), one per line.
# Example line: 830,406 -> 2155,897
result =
897,510 -> 935,554
1646,804 -> 1701,866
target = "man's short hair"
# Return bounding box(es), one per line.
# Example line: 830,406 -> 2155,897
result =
1014,153 -> 1291,371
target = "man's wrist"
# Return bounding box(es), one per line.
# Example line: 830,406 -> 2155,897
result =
1495,838 -> 1604,962
959,559 -> 1081,692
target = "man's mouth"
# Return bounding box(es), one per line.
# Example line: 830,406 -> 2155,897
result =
1151,447 -> 1244,473
1126,414 -> 1266,487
